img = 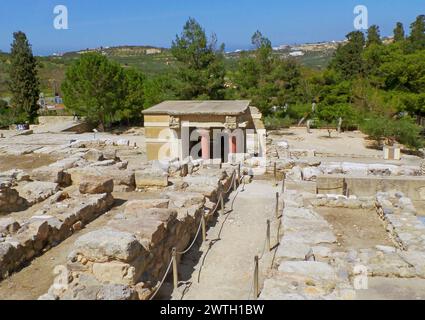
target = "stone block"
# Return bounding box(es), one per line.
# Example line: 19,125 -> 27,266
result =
92,261 -> 137,285
79,176 -> 114,194
31,166 -> 71,187
124,199 -> 170,214
73,228 -> 143,263
83,149 -> 104,162
135,169 -> 169,188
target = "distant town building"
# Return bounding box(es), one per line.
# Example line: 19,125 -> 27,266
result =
289,51 -> 305,57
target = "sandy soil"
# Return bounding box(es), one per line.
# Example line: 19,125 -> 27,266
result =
0,154 -> 59,172
270,127 -> 422,166
315,207 -> 394,250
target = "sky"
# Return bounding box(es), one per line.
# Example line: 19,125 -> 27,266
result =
0,0 -> 424,55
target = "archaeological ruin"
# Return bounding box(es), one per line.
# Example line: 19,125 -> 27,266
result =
0,109 -> 425,301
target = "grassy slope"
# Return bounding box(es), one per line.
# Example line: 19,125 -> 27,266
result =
0,46 -> 334,98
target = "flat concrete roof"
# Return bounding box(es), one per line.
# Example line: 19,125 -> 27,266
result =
142,100 -> 251,116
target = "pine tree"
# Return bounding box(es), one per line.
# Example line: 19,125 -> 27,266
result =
171,18 -> 226,100
393,22 -> 405,42
409,15 -> 425,49
367,25 -> 382,46
331,31 -> 366,79
9,31 -> 40,123
61,53 -> 127,131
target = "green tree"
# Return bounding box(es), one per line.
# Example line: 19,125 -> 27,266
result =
393,22 -> 405,42
330,31 -> 366,79
9,31 -> 40,123
317,104 -> 357,137
361,115 -> 423,149
409,15 -> 425,49
117,68 -> 145,125
171,18 -> 226,99
367,25 -> 382,47
143,74 -> 178,109
61,53 -> 126,131
233,31 -> 302,114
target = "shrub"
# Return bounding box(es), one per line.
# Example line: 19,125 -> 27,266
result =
264,116 -> 293,130
286,103 -> 311,120
360,115 -> 423,149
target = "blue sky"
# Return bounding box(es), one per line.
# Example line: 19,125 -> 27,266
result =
0,0 -> 424,55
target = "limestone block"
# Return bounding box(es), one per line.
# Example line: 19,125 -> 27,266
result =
161,191 -> 205,208
97,284 -> 136,300
135,169 -> 169,188
69,168 -> 135,192
83,149 -> 104,162
124,199 -> 170,214
92,261 -> 137,285
278,261 -> 337,281
73,228 -> 143,263
79,176 -> 114,194
276,242 -> 311,261
18,181 -> 60,205
31,166 -> 71,187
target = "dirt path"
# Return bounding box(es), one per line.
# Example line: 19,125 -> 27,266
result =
175,179 -> 279,300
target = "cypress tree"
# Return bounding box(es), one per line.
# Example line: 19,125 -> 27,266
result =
393,22 -> 405,42
409,15 -> 425,49
366,25 -> 382,46
9,31 -> 40,123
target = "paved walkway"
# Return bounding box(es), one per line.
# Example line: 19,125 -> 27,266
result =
176,179 -> 280,300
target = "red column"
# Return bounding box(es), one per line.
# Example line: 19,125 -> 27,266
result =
199,129 -> 210,160
229,135 -> 237,154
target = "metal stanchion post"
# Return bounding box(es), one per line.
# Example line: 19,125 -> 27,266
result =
277,219 -> 282,245
172,248 -> 178,289
275,192 -> 280,219
267,220 -> 271,252
281,172 -> 286,194
220,193 -> 225,216
254,256 -> 259,300
201,215 -> 206,242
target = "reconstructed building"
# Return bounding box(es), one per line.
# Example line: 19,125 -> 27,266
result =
142,100 -> 265,163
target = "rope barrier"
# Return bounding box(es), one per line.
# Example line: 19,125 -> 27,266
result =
177,170 -> 238,256
177,215 -> 205,255
149,256 -> 174,300
149,167 -> 243,299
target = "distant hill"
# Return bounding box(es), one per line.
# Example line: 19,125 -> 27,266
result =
0,42 -> 338,98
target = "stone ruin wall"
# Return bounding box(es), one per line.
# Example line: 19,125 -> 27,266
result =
40,167 -> 237,300
0,138 -> 208,283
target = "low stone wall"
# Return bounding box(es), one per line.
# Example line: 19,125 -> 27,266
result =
40,170 -> 238,300
375,191 -> 425,252
0,180 -> 28,214
262,188 -> 425,300
316,175 -> 425,201
0,192 -> 114,280
311,194 -> 375,210
260,190 -> 356,300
